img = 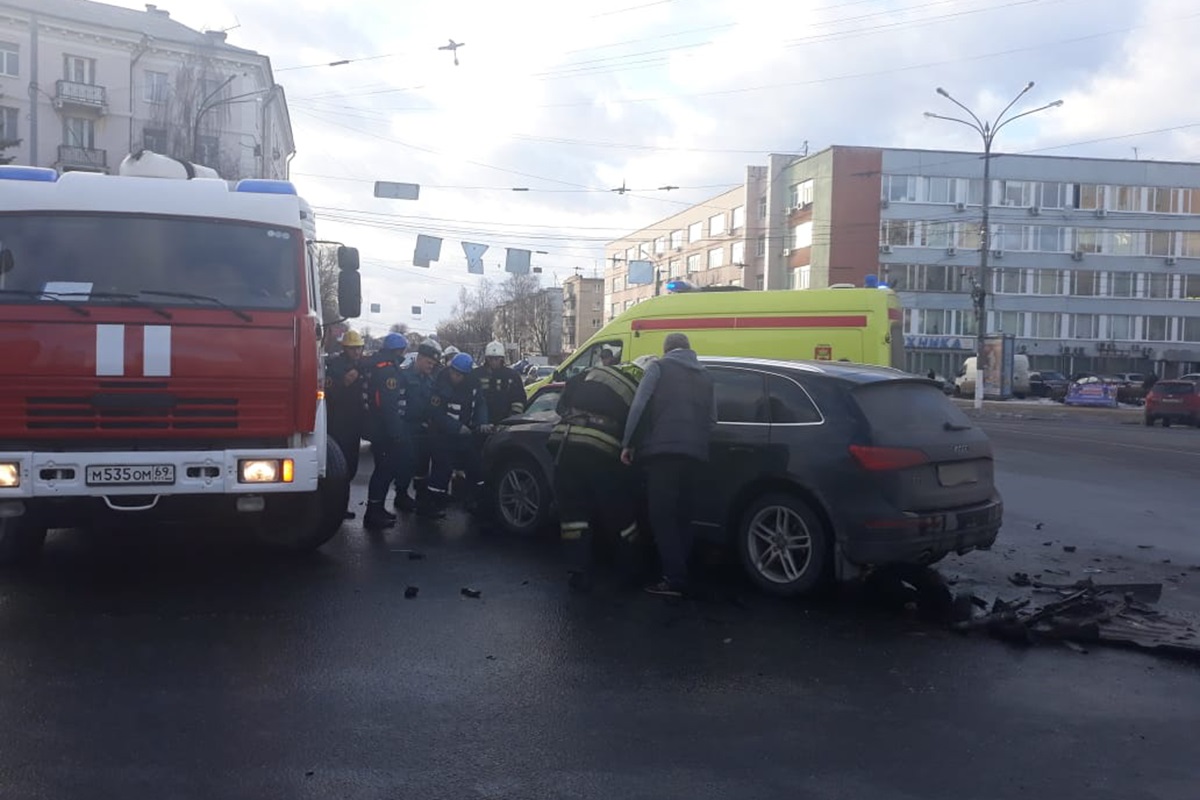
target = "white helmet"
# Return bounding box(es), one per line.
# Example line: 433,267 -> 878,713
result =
485,341 -> 505,359
443,345 -> 460,360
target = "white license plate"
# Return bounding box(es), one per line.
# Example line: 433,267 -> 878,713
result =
1161,399 -> 1182,404
937,462 -> 978,487
85,464 -> 176,486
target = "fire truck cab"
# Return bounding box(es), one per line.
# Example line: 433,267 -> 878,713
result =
0,160 -> 363,563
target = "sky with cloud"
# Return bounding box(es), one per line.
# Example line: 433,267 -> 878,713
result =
107,0 -> 1200,333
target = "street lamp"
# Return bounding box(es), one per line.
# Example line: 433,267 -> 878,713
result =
192,76 -> 278,167
924,82 -> 1062,410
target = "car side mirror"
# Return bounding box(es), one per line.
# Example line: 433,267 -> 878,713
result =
337,269 -> 361,319
337,245 -> 360,272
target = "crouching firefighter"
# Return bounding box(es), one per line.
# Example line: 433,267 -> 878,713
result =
427,352 -> 490,514
548,359 -> 647,591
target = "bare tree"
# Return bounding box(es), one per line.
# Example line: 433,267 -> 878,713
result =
437,279 -> 498,357
0,92 -> 19,164
146,54 -> 243,177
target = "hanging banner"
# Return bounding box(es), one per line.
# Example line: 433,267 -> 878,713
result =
627,259 -> 654,285
462,242 -> 488,274
505,248 -> 531,275
413,234 -> 442,268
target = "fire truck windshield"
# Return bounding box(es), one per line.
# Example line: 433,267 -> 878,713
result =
0,212 -> 301,311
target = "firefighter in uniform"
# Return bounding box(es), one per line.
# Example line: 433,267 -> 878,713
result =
396,341 -> 444,519
324,330 -> 366,519
476,340 -> 527,424
426,352 -> 490,512
548,359 -> 647,591
363,332 -> 410,530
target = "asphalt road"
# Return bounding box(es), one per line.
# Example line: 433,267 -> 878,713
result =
1,427 -> 1199,800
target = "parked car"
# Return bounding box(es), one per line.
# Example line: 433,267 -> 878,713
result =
1178,373 -> 1200,382
1029,370 -> 1069,400
482,357 -> 1003,597
1144,380 -> 1200,427
1107,373 -> 1148,405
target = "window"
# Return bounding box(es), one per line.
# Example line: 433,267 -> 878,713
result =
881,220 -> 917,247
63,55 -> 96,84
792,221 -> 813,249
669,229 -> 683,250
611,303 -> 619,319
63,117 -> 95,149
1039,182 -> 1065,209
142,127 -> 167,153
926,176 -> 956,204
0,106 -> 16,144
789,179 -> 814,207
994,311 -> 1026,336
711,368 -> 767,423
1113,185 -> 1141,212
638,242 -> 651,259
1147,273 -> 1171,299
1075,229 -> 1101,254
0,42 -> 17,77
882,175 -> 917,203
1183,317 -> 1200,342
1109,271 -> 1134,298
731,241 -> 745,265
756,234 -> 766,256
1180,231 -> 1200,258
686,253 -> 701,272
1034,225 -> 1064,252
1072,270 -> 1099,296
709,213 -> 726,237
923,221 -> 951,249
1107,230 -> 1139,256
757,195 -> 767,221
995,268 -> 1025,295
792,265 -> 811,290
1032,312 -> 1061,338
1185,274 -> 1200,300
143,70 -> 169,103
1077,184 -> 1104,210
201,77 -> 228,103
1108,315 -> 1134,341
1148,230 -> 1173,256
653,237 -> 665,255
707,247 -> 725,269
1033,269 -> 1063,295
956,222 -> 981,250
624,247 -> 635,264
1151,187 -> 1175,214
966,179 -> 985,206
1070,314 -> 1098,340
624,300 -> 633,311
1001,180 -> 1034,207
765,375 -> 821,424
684,221 -> 703,243
1144,316 -> 1169,342
732,205 -> 746,230
564,340 -> 625,379
755,275 -> 765,290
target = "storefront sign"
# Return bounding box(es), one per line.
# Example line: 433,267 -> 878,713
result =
904,335 -> 975,351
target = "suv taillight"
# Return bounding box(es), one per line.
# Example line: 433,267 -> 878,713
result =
849,445 -> 929,471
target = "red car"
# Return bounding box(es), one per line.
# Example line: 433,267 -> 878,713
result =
1144,380 -> 1200,427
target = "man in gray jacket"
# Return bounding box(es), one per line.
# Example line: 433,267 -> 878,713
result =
620,332 -> 715,596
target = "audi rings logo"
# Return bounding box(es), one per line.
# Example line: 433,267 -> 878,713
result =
952,444 -> 970,455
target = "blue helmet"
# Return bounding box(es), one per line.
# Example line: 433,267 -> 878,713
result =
382,332 -> 408,352
450,352 -> 475,374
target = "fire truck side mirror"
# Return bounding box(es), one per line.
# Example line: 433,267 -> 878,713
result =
336,246 -> 362,318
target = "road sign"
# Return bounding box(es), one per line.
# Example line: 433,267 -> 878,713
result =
374,181 -> 420,201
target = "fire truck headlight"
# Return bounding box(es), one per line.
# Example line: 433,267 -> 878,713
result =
0,463 -> 19,488
239,459 -> 294,484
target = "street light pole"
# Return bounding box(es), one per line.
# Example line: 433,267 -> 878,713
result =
192,74 -> 236,164
925,82 -> 1062,410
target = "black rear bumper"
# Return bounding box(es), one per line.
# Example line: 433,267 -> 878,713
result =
842,497 -> 1002,566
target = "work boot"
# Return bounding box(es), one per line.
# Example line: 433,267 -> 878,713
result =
363,502 -> 396,530
392,492 -> 417,513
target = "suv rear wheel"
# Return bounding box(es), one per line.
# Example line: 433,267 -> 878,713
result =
491,456 -> 551,536
736,493 -> 830,597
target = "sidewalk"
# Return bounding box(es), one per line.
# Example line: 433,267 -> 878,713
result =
951,397 -> 1144,424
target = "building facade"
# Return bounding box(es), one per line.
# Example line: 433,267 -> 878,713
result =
0,0 -> 293,179
603,166 -> 766,322
494,288 -> 564,360
605,145 -> 1200,377
561,274 -> 605,353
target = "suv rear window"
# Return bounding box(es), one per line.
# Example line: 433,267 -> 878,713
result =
853,381 -> 974,443
1156,382 -> 1196,396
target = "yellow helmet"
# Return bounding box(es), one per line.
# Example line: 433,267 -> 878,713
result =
341,330 -> 365,348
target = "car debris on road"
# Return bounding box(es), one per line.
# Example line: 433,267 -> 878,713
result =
954,578 -> 1200,659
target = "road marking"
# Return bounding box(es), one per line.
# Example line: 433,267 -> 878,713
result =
143,325 -> 172,377
981,423 -> 1200,457
95,324 -> 125,376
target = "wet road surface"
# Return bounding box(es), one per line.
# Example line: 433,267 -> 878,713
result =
1,425 -> 1199,799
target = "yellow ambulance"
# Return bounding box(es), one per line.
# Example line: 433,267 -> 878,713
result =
531,285 -> 904,395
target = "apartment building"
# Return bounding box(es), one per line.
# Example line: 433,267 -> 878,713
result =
606,145 -> 1200,377
603,166 -> 767,322
562,274 -> 605,353
0,0 -> 292,178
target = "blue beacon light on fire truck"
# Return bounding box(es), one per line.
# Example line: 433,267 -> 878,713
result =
0,166 -> 59,182
234,179 -> 298,195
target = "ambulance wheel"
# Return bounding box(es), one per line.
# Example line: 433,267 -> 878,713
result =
0,516 -> 47,566
256,437 -> 350,552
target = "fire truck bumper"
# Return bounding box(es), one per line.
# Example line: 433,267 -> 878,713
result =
0,447 -> 321,502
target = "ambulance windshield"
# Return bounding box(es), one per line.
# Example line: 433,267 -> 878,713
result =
0,212 -> 300,311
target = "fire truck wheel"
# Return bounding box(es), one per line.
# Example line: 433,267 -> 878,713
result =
256,437 -> 351,552
0,517 -> 48,567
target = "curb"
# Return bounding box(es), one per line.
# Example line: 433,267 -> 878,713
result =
952,398 -> 1143,424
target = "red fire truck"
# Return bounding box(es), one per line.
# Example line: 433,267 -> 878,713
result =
0,159 -> 363,563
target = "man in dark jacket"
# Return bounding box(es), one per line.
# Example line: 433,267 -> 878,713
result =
621,332 -> 715,597
477,340 -> 527,424
324,330 -> 366,519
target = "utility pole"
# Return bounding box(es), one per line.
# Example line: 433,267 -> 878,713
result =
191,74 -> 236,164
925,82 -> 1062,410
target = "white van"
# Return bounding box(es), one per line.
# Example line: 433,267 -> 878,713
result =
955,355 -> 1031,398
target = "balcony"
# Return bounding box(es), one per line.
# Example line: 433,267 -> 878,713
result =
57,145 -> 108,172
54,80 -> 108,114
